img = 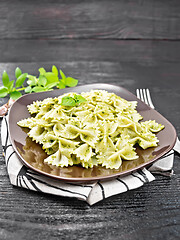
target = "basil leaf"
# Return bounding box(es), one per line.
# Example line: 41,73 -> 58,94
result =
32,86 -> 45,92
44,72 -> 59,83
27,80 -> 35,86
27,75 -> 36,80
7,80 -> 15,91
74,94 -> 86,104
25,86 -> 32,93
52,65 -> 59,76
58,81 -> 66,89
38,75 -> 47,86
61,96 -> 76,106
59,70 -> 66,83
27,75 -> 36,86
2,71 -> 10,87
0,86 -> 8,98
15,67 -> 22,79
16,73 -> 28,88
10,91 -> 22,100
61,95 -> 86,107
45,82 -> 58,89
39,67 -> 46,75
65,77 -> 78,87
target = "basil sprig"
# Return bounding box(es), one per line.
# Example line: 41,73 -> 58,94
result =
61,95 -> 86,107
0,65 -> 78,100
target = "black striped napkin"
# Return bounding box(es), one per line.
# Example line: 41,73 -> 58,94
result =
1,116 -> 179,205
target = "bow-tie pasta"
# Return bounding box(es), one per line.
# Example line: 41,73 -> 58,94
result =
17,90 -> 164,169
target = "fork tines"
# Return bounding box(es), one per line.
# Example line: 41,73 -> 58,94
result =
136,89 -> 155,109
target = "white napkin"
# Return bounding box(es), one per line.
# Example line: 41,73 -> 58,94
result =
1,116 -> 179,205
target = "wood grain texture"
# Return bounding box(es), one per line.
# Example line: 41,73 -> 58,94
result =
0,0 -> 180,239
1,39 -> 180,63
0,0 -> 180,40
0,40 -> 180,239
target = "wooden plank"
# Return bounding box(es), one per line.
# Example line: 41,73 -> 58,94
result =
0,0 -> 180,40
1,39 -> 180,63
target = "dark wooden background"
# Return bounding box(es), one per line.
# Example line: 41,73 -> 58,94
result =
0,1 -> 180,239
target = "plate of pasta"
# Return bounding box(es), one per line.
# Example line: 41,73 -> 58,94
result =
8,83 -> 177,183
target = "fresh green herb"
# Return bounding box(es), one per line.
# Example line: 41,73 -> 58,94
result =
61,94 -> 86,107
74,94 -> 87,104
0,65 -> 79,100
61,96 -> 76,107
58,70 -> 78,88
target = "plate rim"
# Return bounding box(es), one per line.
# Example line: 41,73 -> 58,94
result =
8,83 -> 177,183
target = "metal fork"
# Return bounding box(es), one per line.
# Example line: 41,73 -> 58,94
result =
136,89 -> 155,109
136,88 -> 180,153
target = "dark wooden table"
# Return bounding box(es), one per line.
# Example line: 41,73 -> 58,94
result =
0,1 -> 180,239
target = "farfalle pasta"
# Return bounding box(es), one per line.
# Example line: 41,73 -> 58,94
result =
17,90 -> 164,169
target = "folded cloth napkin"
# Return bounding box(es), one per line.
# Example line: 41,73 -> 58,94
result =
1,116 -> 180,205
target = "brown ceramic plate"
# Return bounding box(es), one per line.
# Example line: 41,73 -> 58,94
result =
8,83 -> 177,183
